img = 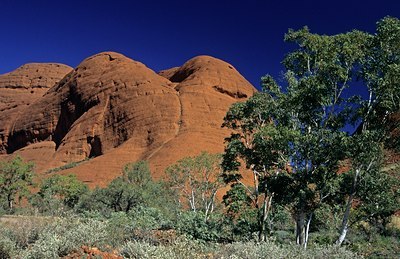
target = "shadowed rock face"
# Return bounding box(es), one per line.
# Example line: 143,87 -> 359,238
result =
0,52 -> 256,185
0,63 -> 72,153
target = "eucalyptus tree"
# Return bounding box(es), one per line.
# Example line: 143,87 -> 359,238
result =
222,85 -> 294,242
223,25 -> 372,247
166,152 -> 224,221
336,16 -> 400,245
223,17 -> 400,248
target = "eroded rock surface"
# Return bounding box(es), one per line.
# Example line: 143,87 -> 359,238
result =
1,52 -> 256,185
0,63 -> 72,153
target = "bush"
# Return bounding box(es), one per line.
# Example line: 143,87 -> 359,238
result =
120,237 -> 359,259
120,236 -> 212,259
8,217 -> 108,258
0,236 -> 16,259
215,241 -> 358,259
0,213 -> 361,258
76,161 -> 178,218
105,212 -> 135,247
348,231 -> 400,258
0,216 -> 48,249
128,206 -> 171,230
175,211 -> 224,242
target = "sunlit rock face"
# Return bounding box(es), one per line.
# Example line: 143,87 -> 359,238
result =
0,52 -> 256,186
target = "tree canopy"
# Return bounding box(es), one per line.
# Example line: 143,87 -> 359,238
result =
222,16 -> 400,247
0,156 -> 34,212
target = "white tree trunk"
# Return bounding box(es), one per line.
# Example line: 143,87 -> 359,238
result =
190,189 -> 196,212
336,222 -> 349,246
336,168 -> 360,246
259,194 -> 273,242
304,213 -> 313,249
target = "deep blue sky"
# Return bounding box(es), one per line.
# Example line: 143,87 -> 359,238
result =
0,0 -> 399,89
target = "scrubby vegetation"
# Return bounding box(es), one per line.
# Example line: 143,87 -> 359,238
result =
1,17 -> 399,258
0,214 -> 360,258
0,154 -> 398,257
45,158 -> 90,174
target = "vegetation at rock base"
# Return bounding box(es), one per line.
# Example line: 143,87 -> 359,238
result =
0,156 -> 34,213
166,152 -> 224,221
30,174 -> 89,215
0,17 -> 399,258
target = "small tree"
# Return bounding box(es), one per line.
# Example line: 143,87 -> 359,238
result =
122,160 -> 152,187
34,174 -> 89,212
222,90 -> 292,242
166,152 -> 224,221
0,156 -> 34,212
78,160 -> 176,216
90,161 -> 153,213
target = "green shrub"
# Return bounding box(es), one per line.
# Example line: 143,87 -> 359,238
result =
45,159 -> 89,174
214,241 -> 359,259
0,216 -> 48,249
348,232 -> 400,258
120,237 -> 359,259
128,206 -> 171,230
175,211 -> 224,242
120,236 -> 212,259
105,212 -> 135,247
0,236 -> 16,259
120,241 -> 168,258
19,217 -> 107,258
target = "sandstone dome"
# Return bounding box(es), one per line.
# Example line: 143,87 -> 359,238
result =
0,52 -> 256,186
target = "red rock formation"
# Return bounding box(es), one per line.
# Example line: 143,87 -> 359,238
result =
0,63 -> 72,153
0,52 -> 256,186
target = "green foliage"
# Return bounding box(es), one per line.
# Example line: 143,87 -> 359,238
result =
0,216 -> 106,258
0,235 -> 15,259
45,158 -> 89,174
223,183 -> 255,217
348,229 -> 400,258
93,177 -> 143,213
21,217 -> 107,258
104,212 -> 135,246
222,184 -> 259,240
175,211 -> 227,242
222,16 -> 400,246
0,214 -> 362,258
32,174 -> 89,213
77,160 -> 177,218
120,237 -> 358,259
120,236 -> 213,259
0,156 -> 34,212
362,17 -> 400,123
123,160 -> 152,187
223,25 -> 366,246
166,152 -> 224,220
128,206 -> 171,230
215,240 -> 358,259
354,169 -> 400,232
